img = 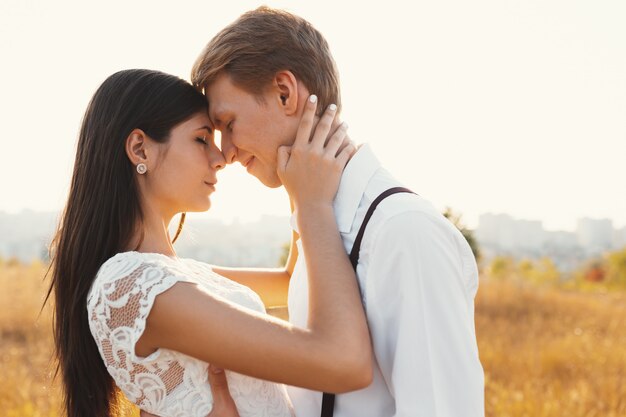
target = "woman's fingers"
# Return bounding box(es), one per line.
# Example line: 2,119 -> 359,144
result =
325,117 -> 344,146
294,95 -> 318,148
324,122 -> 348,157
276,146 -> 291,179
279,97 -> 352,208
310,103 -> 338,150
336,140 -> 357,168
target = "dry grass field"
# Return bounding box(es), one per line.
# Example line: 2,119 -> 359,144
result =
476,279 -> 626,416
1,260 -> 625,416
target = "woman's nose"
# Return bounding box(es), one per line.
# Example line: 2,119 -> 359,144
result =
212,148 -> 226,171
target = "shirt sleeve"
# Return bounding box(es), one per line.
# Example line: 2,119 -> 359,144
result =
87,257 -> 197,406
363,210 -> 485,417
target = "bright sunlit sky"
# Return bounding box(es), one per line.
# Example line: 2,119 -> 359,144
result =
1,0 -> 625,231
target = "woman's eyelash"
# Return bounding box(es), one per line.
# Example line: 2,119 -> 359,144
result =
196,136 -> 208,145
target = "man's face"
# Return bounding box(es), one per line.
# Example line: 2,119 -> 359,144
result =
206,74 -> 297,188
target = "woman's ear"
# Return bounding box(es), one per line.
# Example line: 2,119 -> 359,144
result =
125,129 -> 149,168
273,71 -> 299,116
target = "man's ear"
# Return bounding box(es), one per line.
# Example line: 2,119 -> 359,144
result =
125,129 -> 150,168
273,71 -> 299,116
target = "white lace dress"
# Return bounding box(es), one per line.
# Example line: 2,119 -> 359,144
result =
87,251 -> 295,417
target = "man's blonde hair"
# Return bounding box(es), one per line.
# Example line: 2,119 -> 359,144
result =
191,6 -> 341,113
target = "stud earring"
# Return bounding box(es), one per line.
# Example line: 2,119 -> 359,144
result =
136,163 -> 147,174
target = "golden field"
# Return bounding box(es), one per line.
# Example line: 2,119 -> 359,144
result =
1,260 -> 625,416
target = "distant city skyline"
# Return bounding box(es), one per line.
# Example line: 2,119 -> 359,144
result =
2,1 -> 625,232
2,206 -> 625,234
476,212 -> 626,271
1,209 -> 624,269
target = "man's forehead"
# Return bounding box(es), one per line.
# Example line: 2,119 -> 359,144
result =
206,80 -> 232,111
206,72 -> 235,97
207,95 -> 227,122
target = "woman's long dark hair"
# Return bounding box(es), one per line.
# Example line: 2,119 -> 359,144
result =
44,69 -> 207,417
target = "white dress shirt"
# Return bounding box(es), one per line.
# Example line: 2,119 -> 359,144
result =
286,144 -> 485,417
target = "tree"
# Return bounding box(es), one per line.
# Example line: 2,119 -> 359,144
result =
278,242 -> 290,267
536,257 -> 561,284
518,259 -> 535,282
443,207 -> 481,261
487,256 -> 515,281
606,248 -> 626,288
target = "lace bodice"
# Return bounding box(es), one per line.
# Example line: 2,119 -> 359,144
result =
87,251 -> 294,417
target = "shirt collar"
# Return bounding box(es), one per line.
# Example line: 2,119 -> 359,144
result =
290,143 -> 381,234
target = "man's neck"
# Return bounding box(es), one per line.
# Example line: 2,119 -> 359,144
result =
286,139 -> 361,214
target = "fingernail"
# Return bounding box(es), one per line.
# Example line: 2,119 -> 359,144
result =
329,104 -> 337,111
309,95 -> 318,103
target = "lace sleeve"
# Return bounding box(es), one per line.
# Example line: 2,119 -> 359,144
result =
86,254 -> 199,406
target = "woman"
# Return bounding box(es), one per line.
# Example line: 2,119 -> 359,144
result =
46,69 -> 372,417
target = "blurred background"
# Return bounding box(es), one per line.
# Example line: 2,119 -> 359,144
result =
1,0 -> 625,416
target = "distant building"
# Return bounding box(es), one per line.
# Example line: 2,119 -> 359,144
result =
0,210 -> 58,262
543,230 -> 585,272
516,219 -> 545,251
614,226 -> 626,250
2,210 -> 625,274
165,214 -> 291,267
576,218 -> 613,255
544,230 -> 578,249
0,211 -> 291,267
476,213 -> 514,249
476,213 -> 543,251
475,213 -> 622,272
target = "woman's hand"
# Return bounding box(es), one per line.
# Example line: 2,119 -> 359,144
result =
277,95 -> 354,211
139,365 -> 239,417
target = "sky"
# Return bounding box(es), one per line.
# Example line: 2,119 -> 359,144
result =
1,0 -> 625,231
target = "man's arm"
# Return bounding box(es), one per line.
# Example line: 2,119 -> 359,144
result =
365,210 -> 484,417
212,197 -> 300,308
211,220 -> 300,308
209,266 -> 290,308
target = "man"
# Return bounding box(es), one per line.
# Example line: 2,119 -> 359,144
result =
190,6 -> 484,417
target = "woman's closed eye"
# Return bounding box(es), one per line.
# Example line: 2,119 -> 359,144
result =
196,136 -> 208,145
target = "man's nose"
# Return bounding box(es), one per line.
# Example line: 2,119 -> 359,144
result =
219,133 -> 238,165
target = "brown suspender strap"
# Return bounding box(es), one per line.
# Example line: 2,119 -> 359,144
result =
320,186 -> 416,417
320,393 -> 336,417
348,187 -> 417,269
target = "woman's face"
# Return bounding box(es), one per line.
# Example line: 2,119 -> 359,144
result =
145,111 -> 225,216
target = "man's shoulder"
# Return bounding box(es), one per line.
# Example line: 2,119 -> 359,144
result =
360,170 -> 458,247
363,168 -> 440,223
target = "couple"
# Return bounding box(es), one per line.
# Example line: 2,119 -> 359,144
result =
47,6 -> 484,417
